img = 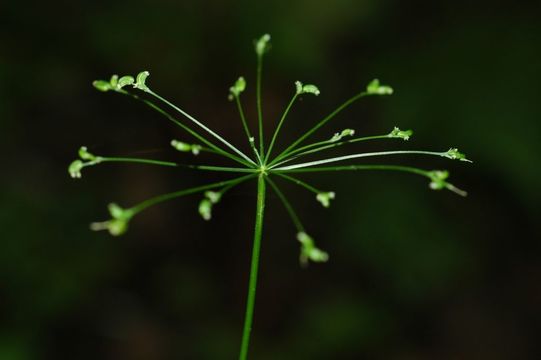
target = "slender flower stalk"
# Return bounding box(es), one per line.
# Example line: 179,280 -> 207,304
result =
264,81 -> 321,163
71,34 -> 470,359
266,177 -> 304,232
272,126 -> 412,165
229,76 -> 263,164
239,174 -> 266,360
264,92 -> 298,163
255,34 -> 271,156
270,91 -> 368,165
272,148 -> 472,170
68,146 -> 178,179
146,89 -> 257,167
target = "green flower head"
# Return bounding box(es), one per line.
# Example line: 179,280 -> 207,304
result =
90,203 -> 133,236
297,232 -> 329,266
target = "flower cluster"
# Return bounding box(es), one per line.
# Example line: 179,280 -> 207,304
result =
69,34 -> 470,359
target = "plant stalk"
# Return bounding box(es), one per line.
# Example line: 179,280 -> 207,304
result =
239,174 -> 266,360
256,55 -> 265,157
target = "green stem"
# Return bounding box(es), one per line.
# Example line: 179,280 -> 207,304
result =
189,165 -> 257,173
147,90 -> 257,166
193,146 -> 221,155
99,157 -> 178,167
130,174 -> 255,216
264,93 -> 298,164
270,134 -> 390,166
272,150 -> 457,170
124,92 -> 252,167
83,157 -> 255,174
78,156 -> 178,176
239,174 -> 266,360
275,173 -> 321,194
235,96 -> 253,141
272,164 -> 467,197
273,164 -> 430,175
271,90 -> 369,164
235,96 -> 262,164
235,97 -> 254,145
256,54 -> 265,157
266,177 -> 304,231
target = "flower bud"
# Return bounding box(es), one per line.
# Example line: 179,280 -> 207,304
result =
366,78 -> 393,95
316,192 -> 335,208
255,34 -> 271,56
295,81 -> 320,96
388,127 -> 412,140
297,232 -> 329,266
134,70 -> 150,92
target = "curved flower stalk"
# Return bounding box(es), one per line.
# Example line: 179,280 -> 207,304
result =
69,34 -> 471,359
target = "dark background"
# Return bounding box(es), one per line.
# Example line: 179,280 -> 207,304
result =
1,0 -> 540,359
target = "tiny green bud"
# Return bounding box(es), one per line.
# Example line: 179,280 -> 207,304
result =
92,80 -> 113,92
330,129 -> 355,142
297,231 -> 312,246
427,170 -> 468,196
388,127 -> 412,140
68,147 -> 103,179
90,219 -> 128,236
117,75 -> 135,89
297,232 -> 329,266
316,191 -> 336,208
198,198 -> 213,221
109,75 -> 119,88
295,81 -> 303,94
428,170 -> 449,190
204,191 -> 222,204
306,248 -> 329,263
191,144 -> 202,156
255,34 -> 271,56
445,148 -> 472,162
198,190 -> 223,221
78,146 -> 96,161
229,76 -> 246,100
108,203 -> 126,219
134,70 -> 150,92
295,81 -> 320,96
93,74 -> 136,92
68,160 -> 84,179
171,139 -> 192,152
302,84 -> 320,96
366,78 -> 393,95
90,203 -> 132,236
171,140 -> 201,155
108,219 -> 128,236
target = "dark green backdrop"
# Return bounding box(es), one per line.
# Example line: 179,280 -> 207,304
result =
1,0 -> 540,359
